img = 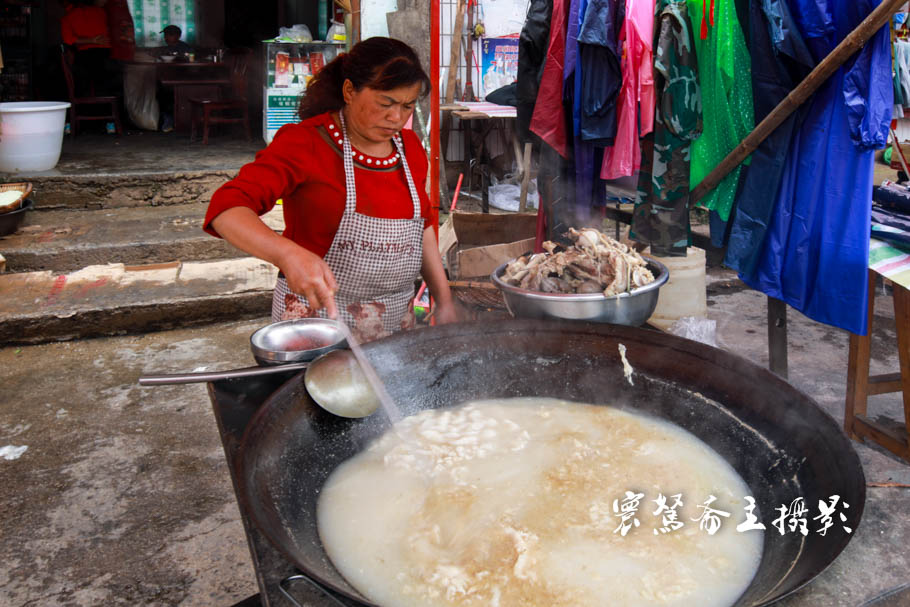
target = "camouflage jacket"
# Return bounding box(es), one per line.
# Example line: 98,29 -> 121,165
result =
631,0 -> 702,257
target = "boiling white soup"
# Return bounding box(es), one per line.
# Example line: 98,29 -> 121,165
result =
317,398 -> 763,606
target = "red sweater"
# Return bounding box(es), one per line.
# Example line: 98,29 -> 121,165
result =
204,112 -> 431,258
61,6 -> 111,50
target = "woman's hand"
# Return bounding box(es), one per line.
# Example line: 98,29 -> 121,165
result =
432,298 -> 459,324
278,246 -> 339,319
420,226 -> 459,325
209,207 -> 339,318
78,35 -> 110,46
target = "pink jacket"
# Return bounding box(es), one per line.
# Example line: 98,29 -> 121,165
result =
601,0 -> 656,179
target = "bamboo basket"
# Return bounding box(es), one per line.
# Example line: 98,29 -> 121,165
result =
0,182 -> 33,214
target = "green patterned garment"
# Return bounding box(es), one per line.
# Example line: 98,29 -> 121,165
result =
686,0 -> 753,221
130,0 -> 195,47
632,0 -> 702,257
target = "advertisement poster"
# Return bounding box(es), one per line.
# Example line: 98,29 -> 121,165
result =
481,37 -> 519,98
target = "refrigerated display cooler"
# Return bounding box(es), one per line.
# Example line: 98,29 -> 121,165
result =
263,41 -> 345,143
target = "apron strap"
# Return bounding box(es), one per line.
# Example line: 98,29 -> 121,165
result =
392,134 -> 422,220
338,109 -> 423,221
338,110 -> 358,215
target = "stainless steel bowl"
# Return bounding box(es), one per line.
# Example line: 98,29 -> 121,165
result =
250,318 -> 348,366
490,256 -> 669,325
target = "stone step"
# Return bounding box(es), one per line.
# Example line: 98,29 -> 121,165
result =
5,131 -> 263,209
0,203 -> 285,274
28,169 -> 238,210
0,257 -> 277,346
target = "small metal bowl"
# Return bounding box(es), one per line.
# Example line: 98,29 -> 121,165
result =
491,256 -> 669,326
250,318 -> 347,366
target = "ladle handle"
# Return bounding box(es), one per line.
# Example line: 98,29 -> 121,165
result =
138,362 -> 308,385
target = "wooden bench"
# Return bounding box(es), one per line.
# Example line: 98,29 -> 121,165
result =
844,269 -> 910,463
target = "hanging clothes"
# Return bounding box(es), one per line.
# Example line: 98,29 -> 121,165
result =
577,0 -> 625,144
517,0 -> 553,141
631,0 -> 702,256
600,0 -> 656,180
565,0 -> 595,220
741,0 -> 893,335
569,0 -> 624,217
723,0 -> 814,273
686,0 -> 753,221
530,0 -> 572,157
894,39 -> 910,107
564,0 -> 583,137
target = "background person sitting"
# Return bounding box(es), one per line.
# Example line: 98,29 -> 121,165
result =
155,25 -> 194,132
160,25 -> 193,57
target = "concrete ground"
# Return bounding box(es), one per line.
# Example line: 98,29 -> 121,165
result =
1,267 -> 909,606
0,136 -> 907,606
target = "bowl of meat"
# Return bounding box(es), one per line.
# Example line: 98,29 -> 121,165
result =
491,227 -> 668,326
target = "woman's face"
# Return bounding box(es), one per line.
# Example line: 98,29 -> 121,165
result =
342,80 -> 421,145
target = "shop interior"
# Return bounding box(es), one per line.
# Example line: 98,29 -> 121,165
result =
0,0 -> 339,141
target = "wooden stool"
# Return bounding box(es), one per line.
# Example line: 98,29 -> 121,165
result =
844,269 -> 910,462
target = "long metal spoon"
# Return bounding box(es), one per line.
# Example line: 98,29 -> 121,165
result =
138,325 -> 390,420
138,354 -> 379,419
310,322 -> 400,422
139,362 -> 310,385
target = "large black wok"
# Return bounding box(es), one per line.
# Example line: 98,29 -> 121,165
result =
237,320 -> 865,606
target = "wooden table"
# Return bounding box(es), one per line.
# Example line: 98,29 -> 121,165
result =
149,61 -> 230,133
443,102 -> 531,213
845,269 -> 910,463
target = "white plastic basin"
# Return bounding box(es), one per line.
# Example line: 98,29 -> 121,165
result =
0,101 -> 71,173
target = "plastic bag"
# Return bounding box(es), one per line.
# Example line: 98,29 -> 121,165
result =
276,24 -> 313,43
488,179 -> 539,212
668,316 -> 717,347
326,21 -> 346,43
123,60 -> 159,131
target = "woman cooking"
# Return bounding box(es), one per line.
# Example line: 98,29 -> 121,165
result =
204,37 -> 456,342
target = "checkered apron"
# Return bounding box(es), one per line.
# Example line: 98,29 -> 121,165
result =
272,111 -> 424,340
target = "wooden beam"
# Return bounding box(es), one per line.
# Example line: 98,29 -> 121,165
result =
445,0 -> 466,105
519,141 -> 533,213
351,0 -> 361,43
845,271 -> 877,438
854,415 -> 910,462
464,3 -> 475,101
430,0 -> 441,233
690,0 -> 906,203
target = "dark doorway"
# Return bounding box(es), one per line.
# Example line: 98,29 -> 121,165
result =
224,0 -> 279,48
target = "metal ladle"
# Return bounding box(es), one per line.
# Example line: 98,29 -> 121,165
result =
139,346 -> 382,419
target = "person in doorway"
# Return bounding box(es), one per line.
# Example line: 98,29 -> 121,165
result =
203,37 -> 457,342
61,0 -> 114,96
160,25 -> 193,56
105,0 -> 135,62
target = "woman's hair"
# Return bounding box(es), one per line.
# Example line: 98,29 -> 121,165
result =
298,37 -> 430,120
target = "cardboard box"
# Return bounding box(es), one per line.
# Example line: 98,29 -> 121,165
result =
438,211 -> 537,280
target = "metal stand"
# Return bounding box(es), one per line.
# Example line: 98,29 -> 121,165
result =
207,374 -> 360,606
767,297 -> 789,379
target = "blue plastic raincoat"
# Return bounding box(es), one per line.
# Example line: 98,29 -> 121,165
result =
724,0 -> 814,272
739,0 -> 892,335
